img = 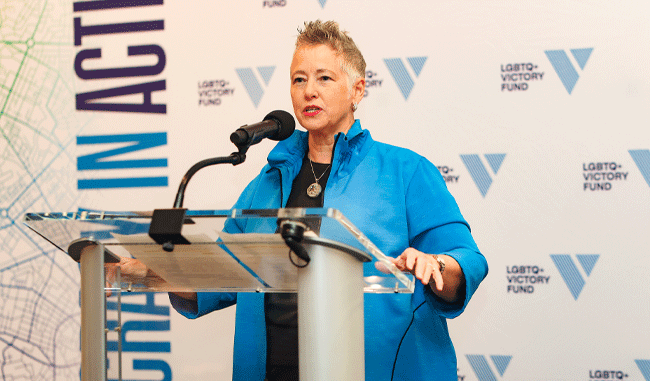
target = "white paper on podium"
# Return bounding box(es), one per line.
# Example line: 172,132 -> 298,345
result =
217,232 -> 299,291
111,233 -> 263,290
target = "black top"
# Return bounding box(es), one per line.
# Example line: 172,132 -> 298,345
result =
264,154 -> 331,381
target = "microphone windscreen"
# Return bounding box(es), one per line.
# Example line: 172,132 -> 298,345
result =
264,110 -> 295,141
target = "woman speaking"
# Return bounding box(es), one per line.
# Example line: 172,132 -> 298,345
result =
168,20 -> 488,381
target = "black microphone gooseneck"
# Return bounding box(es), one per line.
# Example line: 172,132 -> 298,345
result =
172,154 -> 244,209
148,110 -> 295,251
173,110 -> 295,209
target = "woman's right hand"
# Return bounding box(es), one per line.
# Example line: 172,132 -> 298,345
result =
105,256 -> 149,285
105,256 -> 153,297
105,257 -> 197,301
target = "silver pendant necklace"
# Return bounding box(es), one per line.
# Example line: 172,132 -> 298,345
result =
307,157 -> 331,198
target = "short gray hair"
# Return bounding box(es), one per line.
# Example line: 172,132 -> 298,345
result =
295,20 -> 366,83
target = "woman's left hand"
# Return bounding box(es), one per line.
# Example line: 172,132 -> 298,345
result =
390,248 -> 444,291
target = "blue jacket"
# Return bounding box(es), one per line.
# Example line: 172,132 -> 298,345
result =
170,120 -> 488,381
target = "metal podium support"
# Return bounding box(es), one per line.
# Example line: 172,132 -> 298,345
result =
298,241 -> 366,381
68,238 -> 121,381
79,242 -> 106,380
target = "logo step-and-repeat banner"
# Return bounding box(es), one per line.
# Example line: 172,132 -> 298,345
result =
0,1 -> 648,380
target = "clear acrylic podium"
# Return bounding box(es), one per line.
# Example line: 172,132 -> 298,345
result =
24,208 -> 414,381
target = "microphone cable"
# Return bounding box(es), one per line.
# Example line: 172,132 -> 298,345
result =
390,300 -> 426,381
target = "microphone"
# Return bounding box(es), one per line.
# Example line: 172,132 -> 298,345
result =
166,110 -> 294,212
230,110 -> 295,147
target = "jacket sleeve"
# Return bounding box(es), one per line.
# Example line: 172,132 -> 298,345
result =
406,157 -> 488,318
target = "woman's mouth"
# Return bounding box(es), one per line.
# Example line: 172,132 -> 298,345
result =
303,106 -> 321,117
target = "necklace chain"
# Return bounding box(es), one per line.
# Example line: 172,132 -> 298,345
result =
309,157 -> 331,183
306,154 -> 331,198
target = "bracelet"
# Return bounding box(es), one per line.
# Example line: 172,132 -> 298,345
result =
434,254 -> 446,274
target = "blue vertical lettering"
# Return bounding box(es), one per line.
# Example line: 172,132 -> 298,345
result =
106,293 -> 172,379
133,359 -> 172,381
77,132 -> 168,189
106,293 -> 170,315
106,320 -> 170,352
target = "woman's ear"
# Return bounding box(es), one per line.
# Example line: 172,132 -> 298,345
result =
352,76 -> 366,104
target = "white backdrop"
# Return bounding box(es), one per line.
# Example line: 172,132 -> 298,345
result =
1,1 -> 649,380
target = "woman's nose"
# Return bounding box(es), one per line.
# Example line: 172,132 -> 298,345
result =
304,80 -> 317,99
